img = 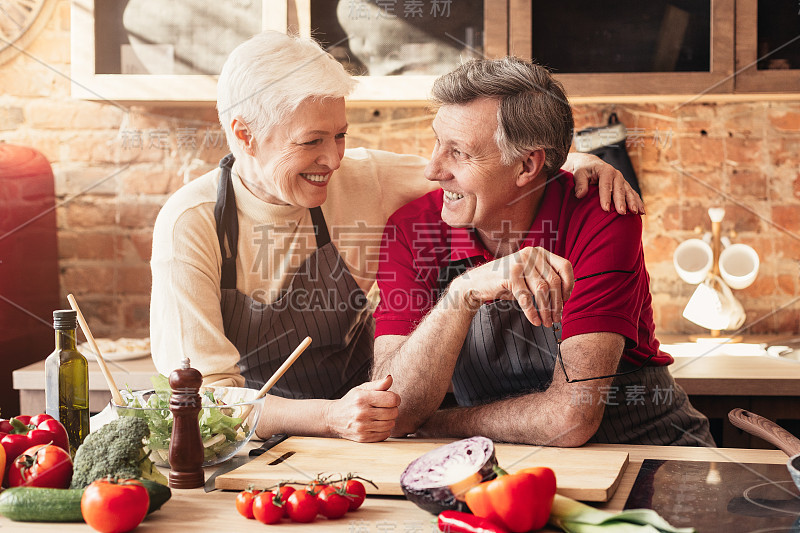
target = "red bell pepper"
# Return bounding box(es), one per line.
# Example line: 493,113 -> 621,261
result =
0,414 -> 69,484
464,466 -> 557,533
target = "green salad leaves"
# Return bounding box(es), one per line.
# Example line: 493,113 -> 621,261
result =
119,375 -> 249,464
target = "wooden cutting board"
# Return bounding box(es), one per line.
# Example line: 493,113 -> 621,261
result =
216,437 -> 629,502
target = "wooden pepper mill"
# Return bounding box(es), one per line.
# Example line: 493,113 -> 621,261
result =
168,357 -> 205,489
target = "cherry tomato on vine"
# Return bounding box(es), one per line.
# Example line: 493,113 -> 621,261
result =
317,485 -> 350,519
8,443 -> 72,489
273,485 -> 296,518
342,479 -> 367,511
306,479 -> 328,494
286,489 -> 318,523
235,488 -> 261,519
81,478 -> 149,533
252,492 -> 283,525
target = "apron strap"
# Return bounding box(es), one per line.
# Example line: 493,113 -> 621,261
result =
310,206 -> 330,249
214,154 -> 331,290
215,154 -> 239,290
437,259 -> 474,295
437,231 -> 480,295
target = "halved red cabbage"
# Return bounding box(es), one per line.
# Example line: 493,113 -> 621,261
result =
400,436 -> 497,514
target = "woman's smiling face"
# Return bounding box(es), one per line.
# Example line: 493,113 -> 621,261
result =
242,97 -> 348,207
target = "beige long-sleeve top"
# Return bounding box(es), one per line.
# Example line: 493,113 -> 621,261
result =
150,148 -> 434,386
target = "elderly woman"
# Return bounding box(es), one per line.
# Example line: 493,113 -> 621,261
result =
150,31 -> 642,443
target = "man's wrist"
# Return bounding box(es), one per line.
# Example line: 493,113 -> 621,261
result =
443,277 -> 482,315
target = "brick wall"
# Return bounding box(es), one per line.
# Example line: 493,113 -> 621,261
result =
1,1 -> 798,338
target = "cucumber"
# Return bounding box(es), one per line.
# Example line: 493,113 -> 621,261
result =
0,479 -> 172,522
138,478 -> 172,513
0,487 -> 84,522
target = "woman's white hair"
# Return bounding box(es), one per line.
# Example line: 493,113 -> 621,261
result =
217,31 -> 356,155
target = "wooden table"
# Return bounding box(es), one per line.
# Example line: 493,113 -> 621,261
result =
0,441 -> 788,532
13,336 -> 800,447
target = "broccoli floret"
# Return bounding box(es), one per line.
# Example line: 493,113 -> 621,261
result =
70,416 -> 168,489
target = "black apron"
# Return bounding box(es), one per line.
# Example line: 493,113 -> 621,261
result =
214,154 -> 372,399
438,252 -> 713,446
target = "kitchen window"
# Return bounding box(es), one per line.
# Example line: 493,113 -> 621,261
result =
70,0 -> 798,102
267,0 -> 506,101
70,0 -> 266,101
509,0 -> 735,99
734,0 -> 800,92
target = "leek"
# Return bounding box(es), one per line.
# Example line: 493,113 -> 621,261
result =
549,495 -> 695,533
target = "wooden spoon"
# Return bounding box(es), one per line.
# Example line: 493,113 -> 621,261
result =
256,336 -> 312,400
67,294 -> 125,406
237,336 -> 312,422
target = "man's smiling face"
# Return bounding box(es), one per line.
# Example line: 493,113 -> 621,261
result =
424,97 -> 523,231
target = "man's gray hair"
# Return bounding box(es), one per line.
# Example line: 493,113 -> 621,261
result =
431,57 -> 574,176
217,31 -> 356,156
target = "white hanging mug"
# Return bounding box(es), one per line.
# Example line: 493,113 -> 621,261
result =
683,275 -> 746,331
719,243 -> 760,290
674,239 -> 713,285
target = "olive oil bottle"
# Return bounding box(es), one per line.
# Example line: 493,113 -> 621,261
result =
45,309 -> 89,454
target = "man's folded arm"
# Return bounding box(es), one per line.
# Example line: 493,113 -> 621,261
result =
371,281 -> 482,435
413,331 -> 625,446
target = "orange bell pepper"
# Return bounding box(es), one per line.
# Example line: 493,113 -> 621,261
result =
464,466 -> 556,533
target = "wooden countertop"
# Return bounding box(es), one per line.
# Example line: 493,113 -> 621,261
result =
0,441 -> 788,532
13,355 -> 156,393
669,354 -> 800,396
660,334 -> 800,396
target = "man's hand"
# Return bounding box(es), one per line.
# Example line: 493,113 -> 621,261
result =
324,375 -> 401,442
452,247 -> 574,327
564,152 -> 645,215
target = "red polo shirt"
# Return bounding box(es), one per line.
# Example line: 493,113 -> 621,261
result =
374,172 -> 672,367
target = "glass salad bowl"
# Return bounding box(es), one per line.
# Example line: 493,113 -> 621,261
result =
111,385 -> 264,467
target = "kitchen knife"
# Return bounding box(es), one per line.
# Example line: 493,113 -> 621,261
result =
203,433 -> 288,492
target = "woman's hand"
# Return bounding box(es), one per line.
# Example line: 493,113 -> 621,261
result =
564,152 -> 645,215
325,375 -> 401,442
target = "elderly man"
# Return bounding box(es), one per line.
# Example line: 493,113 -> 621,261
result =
372,57 -> 712,447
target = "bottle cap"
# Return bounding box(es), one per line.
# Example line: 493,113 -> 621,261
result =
53,309 -> 78,330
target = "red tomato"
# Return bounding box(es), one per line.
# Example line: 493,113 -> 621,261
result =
273,485 -> 296,518
8,444 -> 72,489
285,489 -> 319,523
306,479 -> 328,494
342,479 -> 367,511
235,489 -> 260,519
317,485 -> 350,519
81,478 -> 149,533
252,492 -> 283,525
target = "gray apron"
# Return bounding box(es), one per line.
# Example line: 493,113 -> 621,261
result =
215,154 -> 372,399
439,257 -> 713,446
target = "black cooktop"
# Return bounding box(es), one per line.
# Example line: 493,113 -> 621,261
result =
624,460 -> 800,532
